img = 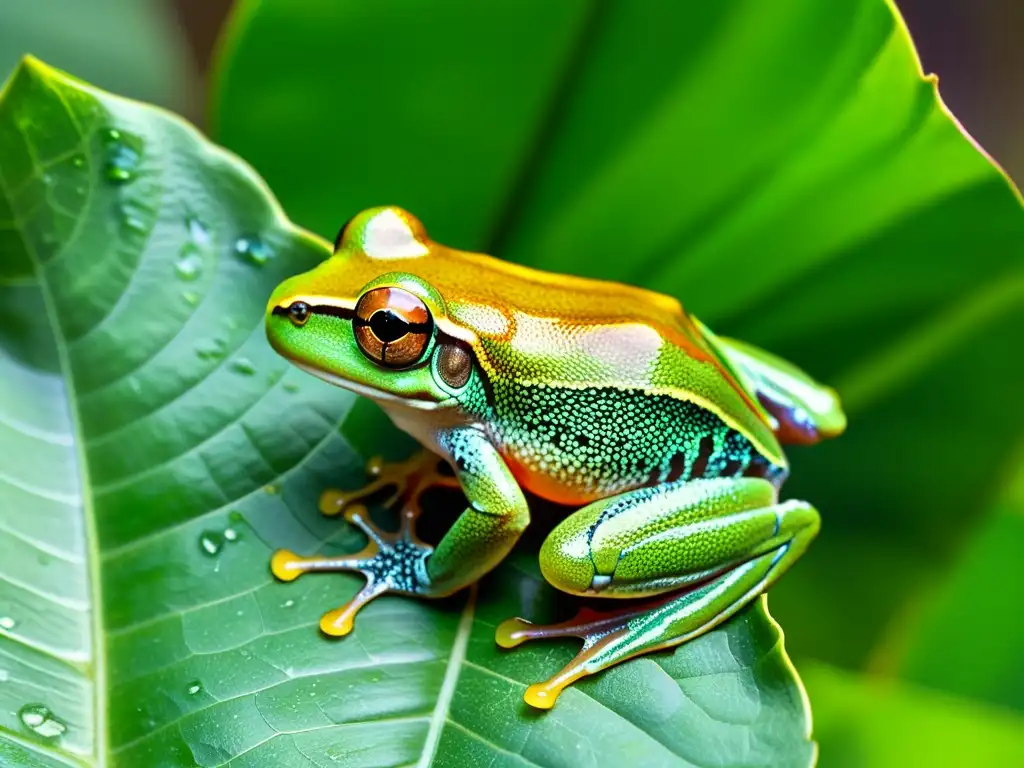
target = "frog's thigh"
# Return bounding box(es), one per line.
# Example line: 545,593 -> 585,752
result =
540,477 -> 818,597
506,478 -> 819,708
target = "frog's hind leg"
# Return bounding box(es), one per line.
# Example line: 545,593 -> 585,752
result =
271,449 -> 458,636
496,477 -> 819,709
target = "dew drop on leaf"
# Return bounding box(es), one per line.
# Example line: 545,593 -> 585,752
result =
195,338 -> 226,361
284,382 -> 299,393
264,484 -> 279,495
198,531 -> 224,556
186,681 -> 203,696
183,291 -> 199,306
119,200 -> 149,234
228,510 -> 244,524
223,526 -> 239,543
283,599 -> 295,609
187,215 -> 211,247
230,357 -> 256,376
234,235 -> 272,266
0,616 -> 15,630
72,155 -> 85,169
18,704 -> 67,740
175,244 -> 203,281
101,127 -> 143,184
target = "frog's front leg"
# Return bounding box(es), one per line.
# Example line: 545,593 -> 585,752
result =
496,477 -> 819,709
272,428 -> 529,636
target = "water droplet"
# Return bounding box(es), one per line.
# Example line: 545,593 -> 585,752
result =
183,291 -> 199,306
0,669 -> 9,683
198,531 -> 223,556
195,338 -> 226,361
119,200 -> 148,234
234,236 -> 272,266
41,173 -> 53,187
228,510 -> 244,524
223,527 -> 239,543
186,681 -> 202,696
18,704 -> 66,740
187,215 -> 211,247
0,616 -> 15,630
283,382 -> 299,394
230,357 -> 256,376
101,127 -> 143,185
283,599 -> 295,609
175,245 -> 203,281
264,484 -> 279,495
72,155 -> 85,169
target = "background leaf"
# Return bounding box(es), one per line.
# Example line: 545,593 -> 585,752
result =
0,60 -> 812,767
212,0 -> 1024,676
880,461 -> 1024,710
802,661 -> 1024,767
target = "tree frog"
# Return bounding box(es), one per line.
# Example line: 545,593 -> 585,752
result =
266,206 -> 845,709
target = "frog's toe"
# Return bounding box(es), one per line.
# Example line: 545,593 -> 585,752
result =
319,580 -> 390,636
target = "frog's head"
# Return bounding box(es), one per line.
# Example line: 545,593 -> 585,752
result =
265,207 -> 477,410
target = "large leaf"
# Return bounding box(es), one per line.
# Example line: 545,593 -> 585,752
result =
0,60 -> 813,767
212,0 -> 1024,670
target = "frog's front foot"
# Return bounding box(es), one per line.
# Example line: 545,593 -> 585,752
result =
272,504 -> 434,635
271,450 -> 457,636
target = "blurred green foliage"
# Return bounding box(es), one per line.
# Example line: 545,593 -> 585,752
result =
0,0 -> 1022,765
0,0 -> 192,113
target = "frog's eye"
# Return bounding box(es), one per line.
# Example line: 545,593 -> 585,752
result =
353,287 -> 433,368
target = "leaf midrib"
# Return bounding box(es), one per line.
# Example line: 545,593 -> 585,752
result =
416,586 -> 477,768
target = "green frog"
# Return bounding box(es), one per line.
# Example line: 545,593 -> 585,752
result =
265,206 -> 845,709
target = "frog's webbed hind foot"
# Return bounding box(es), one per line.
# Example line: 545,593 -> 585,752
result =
272,449 -> 456,637
496,599 -> 671,710
272,503 -> 433,636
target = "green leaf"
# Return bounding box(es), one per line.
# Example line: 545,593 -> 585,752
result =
802,662 -> 1024,767
0,60 -> 812,767
212,0 -> 1024,668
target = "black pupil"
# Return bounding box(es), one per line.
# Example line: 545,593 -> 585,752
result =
289,302 -> 310,322
369,309 -> 409,342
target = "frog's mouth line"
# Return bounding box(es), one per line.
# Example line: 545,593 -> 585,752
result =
292,362 -> 445,411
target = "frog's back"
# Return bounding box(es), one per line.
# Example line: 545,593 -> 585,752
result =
419,247 -> 789,504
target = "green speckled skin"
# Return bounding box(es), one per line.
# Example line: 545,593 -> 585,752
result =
264,207 -> 846,708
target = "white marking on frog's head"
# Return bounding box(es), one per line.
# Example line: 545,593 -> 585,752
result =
362,208 -> 430,259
